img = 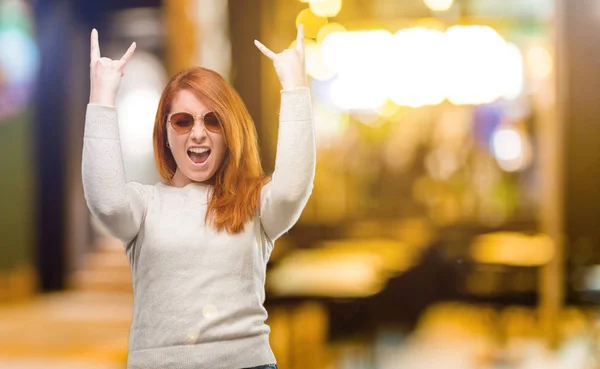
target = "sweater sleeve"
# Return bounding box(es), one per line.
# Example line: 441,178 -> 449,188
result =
82,104 -> 148,245
259,87 -> 316,242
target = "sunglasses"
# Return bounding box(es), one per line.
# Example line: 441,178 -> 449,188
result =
167,111 -> 222,134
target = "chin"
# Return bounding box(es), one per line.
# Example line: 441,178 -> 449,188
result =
184,167 -> 216,184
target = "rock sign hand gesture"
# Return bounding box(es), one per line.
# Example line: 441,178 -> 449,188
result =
89,29 -> 136,107
254,24 -> 308,90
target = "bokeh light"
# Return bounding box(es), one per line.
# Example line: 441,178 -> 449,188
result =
492,127 -> 522,161
376,99 -> 400,118
0,28 -> 38,85
305,42 -> 336,81
290,38 -> 336,81
296,8 -> 328,39
310,0 -> 342,18
319,26 -> 523,110
316,22 -> 346,44
502,43 -> 525,100
115,51 -> 167,184
527,45 -> 553,80
323,30 -> 392,110
443,25 -> 515,105
423,0 -> 454,12
313,102 -> 349,148
491,124 -> 532,172
389,27 -> 446,107
470,232 -> 555,266
0,0 -> 39,120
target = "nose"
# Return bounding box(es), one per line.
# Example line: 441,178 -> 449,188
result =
189,119 -> 208,142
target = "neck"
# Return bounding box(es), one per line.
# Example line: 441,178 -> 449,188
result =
169,169 -> 215,187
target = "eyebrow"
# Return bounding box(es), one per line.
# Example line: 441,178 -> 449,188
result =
169,109 -> 214,116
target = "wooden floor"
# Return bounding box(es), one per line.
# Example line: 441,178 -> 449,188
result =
2,235 -> 595,368
0,290 -> 133,368
0,236 -> 134,369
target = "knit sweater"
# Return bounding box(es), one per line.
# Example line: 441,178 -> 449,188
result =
82,87 -> 315,369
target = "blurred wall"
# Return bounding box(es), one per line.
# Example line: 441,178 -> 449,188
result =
0,110 -> 35,299
561,0 -> 600,269
0,0 -> 39,299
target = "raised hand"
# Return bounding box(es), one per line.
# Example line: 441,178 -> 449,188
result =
89,29 -> 136,107
254,24 -> 308,90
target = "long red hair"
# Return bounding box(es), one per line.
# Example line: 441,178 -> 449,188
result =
153,67 -> 270,234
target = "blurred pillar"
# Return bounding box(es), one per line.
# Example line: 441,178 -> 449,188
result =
228,0 -> 304,173
541,0 -> 600,348
164,0 -> 196,76
537,49 -> 564,349
164,0 -> 232,86
538,0 -> 566,350
32,0 -> 73,291
194,0 -> 231,80
558,1 -> 600,268
258,0 -> 304,171
64,14 -> 93,278
228,0 -> 268,166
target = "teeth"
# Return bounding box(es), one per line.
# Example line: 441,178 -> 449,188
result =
188,147 -> 210,154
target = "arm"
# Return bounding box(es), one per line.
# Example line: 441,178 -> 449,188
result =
259,87 -> 315,241
83,29 -> 145,244
83,104 -> 147,244
255,25 -> 316,241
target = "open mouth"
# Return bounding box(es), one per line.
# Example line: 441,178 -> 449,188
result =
187,148 -> 211,165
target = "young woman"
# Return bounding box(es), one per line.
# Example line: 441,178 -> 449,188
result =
83,25 -> 315,369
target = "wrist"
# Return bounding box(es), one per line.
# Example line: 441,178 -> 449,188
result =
282,81 -> 309,90
89,91 -> 116,107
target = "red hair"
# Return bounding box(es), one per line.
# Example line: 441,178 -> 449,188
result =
153,67 -> 270,234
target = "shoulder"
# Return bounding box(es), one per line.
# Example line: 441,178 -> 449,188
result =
126,181 -> 158,201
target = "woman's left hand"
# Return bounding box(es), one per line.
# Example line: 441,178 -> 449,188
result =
254,24 -> 308,90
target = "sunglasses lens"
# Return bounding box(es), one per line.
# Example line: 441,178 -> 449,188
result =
204,112 -> 222,132
170,113 -> 194,133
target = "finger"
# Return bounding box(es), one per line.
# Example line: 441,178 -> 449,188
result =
118,42 -> 137,67
90,28 -> 101,61
296,24 -> 304,56
254,40 -> 276,60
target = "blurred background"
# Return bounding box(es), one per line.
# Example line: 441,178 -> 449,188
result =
0,0 -> 599,367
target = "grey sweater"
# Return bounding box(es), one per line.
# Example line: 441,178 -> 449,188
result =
82,87 -> 315,369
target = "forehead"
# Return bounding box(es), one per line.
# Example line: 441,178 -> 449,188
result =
170,89 -> 212,114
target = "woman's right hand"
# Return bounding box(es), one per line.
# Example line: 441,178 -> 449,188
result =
89,29 -> 136,107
